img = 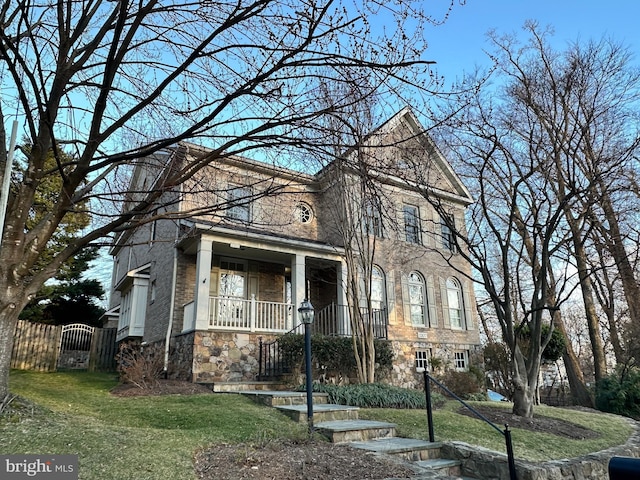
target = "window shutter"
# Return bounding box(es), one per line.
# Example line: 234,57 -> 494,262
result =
440,277 -> 450,328
462,281 -> 474,330
426,275 -> 438,328
400,273 -> 411,325
433,209 -> 442,250
422,206 -> 432,248
386,270 -> 396,325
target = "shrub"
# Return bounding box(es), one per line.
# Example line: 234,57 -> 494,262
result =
436,370 -> 484,400
305,382 -> 446,409
278,334 -> 393,381
116,341 -> 164,389
596,366 -> 640,420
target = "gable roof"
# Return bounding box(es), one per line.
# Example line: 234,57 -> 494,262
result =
367,107 -> 473,204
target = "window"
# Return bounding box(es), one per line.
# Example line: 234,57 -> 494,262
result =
150,280 -> 156,303
447,278 -> 463,329
227,186 -> 252,222
415,349 -> 431,372
441,215 -> 456,252
364,200 -> 384,237
371,266 -> 385,311
408,271 -> 426,325
454,350 -> 468,372
403,205 -> 421,244
295,203 -> 313,224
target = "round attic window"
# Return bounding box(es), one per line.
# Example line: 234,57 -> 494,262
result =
295,203 -> 313,224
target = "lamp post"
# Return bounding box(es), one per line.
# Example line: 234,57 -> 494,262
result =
298,299 -> 315,435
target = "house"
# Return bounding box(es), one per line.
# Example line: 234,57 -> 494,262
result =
108,108 -> 481,389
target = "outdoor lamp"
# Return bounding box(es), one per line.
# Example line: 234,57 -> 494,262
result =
298,299 -> 315,324
298,298 -> 315,435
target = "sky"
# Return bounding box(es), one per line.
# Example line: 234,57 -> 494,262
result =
422,0 -> 640,86
87,0 -> 640,307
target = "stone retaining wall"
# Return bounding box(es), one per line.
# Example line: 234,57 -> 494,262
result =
442,416 -> 640,480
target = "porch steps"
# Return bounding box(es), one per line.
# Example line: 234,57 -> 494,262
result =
239,390 -> 329,407
315,419 -> 397,443
211,381 -> 289,393
240,390 -> 477,479
276,403 -> 359,423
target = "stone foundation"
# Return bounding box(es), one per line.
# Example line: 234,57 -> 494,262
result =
389,340 -> 482,389
171,330 -> 278,384
442,415 -> 640,480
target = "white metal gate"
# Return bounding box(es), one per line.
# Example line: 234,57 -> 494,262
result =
57,323 -> 95,370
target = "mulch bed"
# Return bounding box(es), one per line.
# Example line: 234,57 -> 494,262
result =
457,405 -> 600,440
194,440 -> 416,480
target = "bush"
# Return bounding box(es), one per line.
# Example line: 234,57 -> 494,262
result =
596,366 -> 640,420
304,382 -> 446,409
278,334 -> 393,381
116,341 -> 164,389
437,370 -> 484,400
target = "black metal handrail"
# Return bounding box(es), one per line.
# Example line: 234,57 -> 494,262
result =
423,370 -> 517,480
257,323 -> 303,380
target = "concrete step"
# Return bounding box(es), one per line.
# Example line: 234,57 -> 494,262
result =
277,403 -> 360,423
239,390 -> 329,407
415,458 -> 463,477
315,419 -> 396,443
211,381 -> 287,393
350,437 -> 445,461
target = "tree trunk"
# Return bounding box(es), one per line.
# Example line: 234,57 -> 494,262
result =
511,347 -> 537,418
0,306 -> 20,402
572,249 -> 607,381
512,379 -> 535,417
553,316 -> 594,407
599,190 -> 640,334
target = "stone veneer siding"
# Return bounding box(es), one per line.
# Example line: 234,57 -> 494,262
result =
171,331 -> 278,383
442,416 -> 640,480
390,340 -> 482,389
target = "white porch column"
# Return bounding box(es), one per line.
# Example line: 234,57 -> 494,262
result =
291,254 -> 307,326
194,236 -> 213,330
337,260 -> 349,335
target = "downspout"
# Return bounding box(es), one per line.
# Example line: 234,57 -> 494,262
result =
164,243 -> 178,377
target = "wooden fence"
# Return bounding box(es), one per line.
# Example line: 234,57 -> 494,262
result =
11,320 -> 117,372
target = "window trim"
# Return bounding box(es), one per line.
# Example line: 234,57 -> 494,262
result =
415,349 -> 431,372
227,185 -> 252,222
454,350 -> 469,372
403,204 -> 421,244
408,271 -> 427,326
446,277 -> 464,330
441,214 -> 456,252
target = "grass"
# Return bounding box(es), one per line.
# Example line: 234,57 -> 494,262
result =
2,371 -> 308,480
360,400 -> 634,462
1,371 -> 635,478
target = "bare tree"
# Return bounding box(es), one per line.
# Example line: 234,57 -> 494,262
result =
0,0 -> 449,401
415,27 -> 595,417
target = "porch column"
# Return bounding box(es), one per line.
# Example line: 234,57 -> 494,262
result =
337,260 -> 349,335
194,236 -> 213,330
291,254 -> 306,327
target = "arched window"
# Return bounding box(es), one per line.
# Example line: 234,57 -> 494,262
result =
408,271 -> 426,325
447,278 -> 463,329
371,266 -> 385,311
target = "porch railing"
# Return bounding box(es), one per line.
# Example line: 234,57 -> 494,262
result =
314,302 -> 388,339
182,296 -> 292,333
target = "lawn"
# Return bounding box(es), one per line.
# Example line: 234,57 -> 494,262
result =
2,371 -> 308,480
1,371 -> 635,478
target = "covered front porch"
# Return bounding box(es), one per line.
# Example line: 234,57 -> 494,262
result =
177,230 -> 348,335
